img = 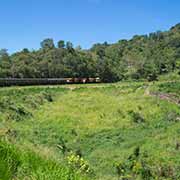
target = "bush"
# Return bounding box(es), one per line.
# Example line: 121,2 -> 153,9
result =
128,111 -> 145,123
0,97 -> 13,112
167,112 -> 180,122
42,92 -> 53,102
147,73 -> 158,82
115,148 -> 154,180
131,72 -> 141,80
8,104 -> 32,121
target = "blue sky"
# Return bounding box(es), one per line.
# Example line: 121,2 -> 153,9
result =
0,0 -> 180,53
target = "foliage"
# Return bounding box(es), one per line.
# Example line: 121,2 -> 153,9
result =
0,23 -> 180,81
67,152 -> 91,174
128,111 -> 145,124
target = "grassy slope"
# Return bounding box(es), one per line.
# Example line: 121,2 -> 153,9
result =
0,81 -> 180,179
0,87 -> 88,180
0,140 -> 87,180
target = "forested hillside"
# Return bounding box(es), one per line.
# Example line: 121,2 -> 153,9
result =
0,23 -> 180,82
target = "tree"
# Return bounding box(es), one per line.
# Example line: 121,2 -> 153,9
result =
0,49 -> 11,78
22,48 -> 29,53
66,41 -> 73,50
66,41 -> 74,53
40,38 -> 55,49
0,23 -> 180,81
0,49 -> 8,58
58,40 -> 65,49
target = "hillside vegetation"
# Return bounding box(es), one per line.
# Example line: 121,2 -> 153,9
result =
0,22 -> 180,180
0,79 -> 179,179
0,23 -> 180,82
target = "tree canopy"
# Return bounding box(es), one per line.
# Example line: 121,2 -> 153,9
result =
0,23 -> 180,82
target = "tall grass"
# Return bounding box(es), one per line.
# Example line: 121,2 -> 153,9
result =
0,82 -> 180,179
0,140 -> 88,180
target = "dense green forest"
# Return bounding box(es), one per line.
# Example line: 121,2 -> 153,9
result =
0,23 -> 180,82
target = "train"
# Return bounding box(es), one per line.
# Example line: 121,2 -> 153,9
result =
0,77 -> 101,87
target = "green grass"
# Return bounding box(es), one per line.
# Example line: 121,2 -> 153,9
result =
158,71 -> 180,81
0,140 -> 88,180
0,81 -> 180,179
157,82 -> 180,97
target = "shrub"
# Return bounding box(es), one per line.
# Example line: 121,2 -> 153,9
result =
128,111 -> 145,123
42,91 -> 53,102
0,97 -> 13,112
23,95 -> 39,108
8,104 -> 32,121
115,148 -> 154,180
147,73 -> 158,82
166,112 -> 180,122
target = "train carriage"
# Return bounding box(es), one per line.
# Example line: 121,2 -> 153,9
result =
0,78 -> 101,87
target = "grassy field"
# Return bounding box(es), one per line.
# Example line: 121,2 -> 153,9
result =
0,80 -> 180,180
